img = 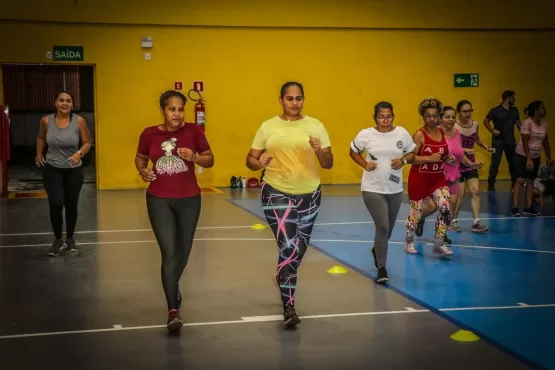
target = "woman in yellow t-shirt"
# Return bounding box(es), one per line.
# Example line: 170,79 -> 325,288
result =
246,81 -> 333,328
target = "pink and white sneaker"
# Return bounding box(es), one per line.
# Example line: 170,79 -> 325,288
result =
404,240 -> 418,254
167,309 -> 183,332
433,244 -> 454,257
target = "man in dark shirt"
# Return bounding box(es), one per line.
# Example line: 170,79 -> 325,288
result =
483,90 -> 521,191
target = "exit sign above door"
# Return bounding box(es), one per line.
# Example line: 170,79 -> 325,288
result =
454,73 -> 479,88
53,46 -> 84,61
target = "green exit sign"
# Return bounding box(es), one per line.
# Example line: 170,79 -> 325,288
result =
53,46 -> 84,61
454,73 -> 479,88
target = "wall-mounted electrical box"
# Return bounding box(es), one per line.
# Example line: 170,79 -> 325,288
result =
141,37 -> 153,48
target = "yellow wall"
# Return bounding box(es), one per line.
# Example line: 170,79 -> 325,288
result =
4,0 -> 554,29
1,1 -> 554,189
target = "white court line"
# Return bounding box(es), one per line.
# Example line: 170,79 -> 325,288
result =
1,214 -> 553,237
0,225 -> 252,237
321,240 -> 555,255
1,237 -> 553,255
0,302 -> 553,340
440,303 -> 555,311
241,315 -> 283,322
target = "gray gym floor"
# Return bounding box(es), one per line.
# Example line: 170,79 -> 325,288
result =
0,186 -> 530,369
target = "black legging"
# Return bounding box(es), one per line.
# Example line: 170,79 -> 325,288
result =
260,182 -> 321,308
42,163 -> 84,239
146,193 -> 201,311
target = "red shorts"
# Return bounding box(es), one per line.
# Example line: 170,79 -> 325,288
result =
408,171 -> 447,201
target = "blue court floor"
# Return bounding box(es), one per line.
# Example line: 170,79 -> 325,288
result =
230,186 -> 555,370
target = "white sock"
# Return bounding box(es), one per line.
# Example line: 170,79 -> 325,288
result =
473,218 -> 479,224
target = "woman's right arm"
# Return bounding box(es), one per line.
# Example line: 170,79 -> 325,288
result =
349,150 -> 368,169
35,117 -> 48,166
349,130 -> 371,170
135,153 -> 149,173
135,130 -> 156,181
411,130 -> 437,165
246,125 -> 268,171
520,121 -> 532,159
246,149 -> 266,171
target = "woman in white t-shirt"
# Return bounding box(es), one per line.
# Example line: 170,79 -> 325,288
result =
350,102 -> 416,283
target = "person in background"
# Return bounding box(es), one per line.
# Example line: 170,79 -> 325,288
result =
484,90 -> 521,191
533,164 -> 555,205
416,106 -> 482,240
35,90 -> 92,257
246,81 -> 333,328
511,101 -> 552,216
404,98 -> 455,257
135,90 -> 214,332
449,100 -> 494,233
349,101 -> 416,283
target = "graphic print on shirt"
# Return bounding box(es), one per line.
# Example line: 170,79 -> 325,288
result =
419,145 -> 445,174
155,138 -> 188,175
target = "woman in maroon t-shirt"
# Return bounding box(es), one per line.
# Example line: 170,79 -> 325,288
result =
135,90 -> 214,332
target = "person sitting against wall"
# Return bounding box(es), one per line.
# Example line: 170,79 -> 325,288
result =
135,90 -> 214,332
35,90 -> 92,257
511,101 -> 552,216
246,81 -> 333,328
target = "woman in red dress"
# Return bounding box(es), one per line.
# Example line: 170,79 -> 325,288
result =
404,98 -> 455,257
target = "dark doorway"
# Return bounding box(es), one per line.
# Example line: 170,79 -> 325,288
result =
1,63 -> 96,192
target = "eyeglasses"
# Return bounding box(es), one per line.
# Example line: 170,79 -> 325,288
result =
377,115 -> 394,121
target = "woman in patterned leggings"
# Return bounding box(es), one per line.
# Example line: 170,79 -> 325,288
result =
404,98 -> 455,257
414,106 -> 483,242
246,81 -> 333,328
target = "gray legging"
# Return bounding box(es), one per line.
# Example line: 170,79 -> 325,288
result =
362,191 -> 403,269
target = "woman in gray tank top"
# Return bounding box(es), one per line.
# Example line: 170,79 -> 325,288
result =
35,90 -> 92,256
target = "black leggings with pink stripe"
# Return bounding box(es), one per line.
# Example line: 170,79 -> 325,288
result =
260,182 -> 322,308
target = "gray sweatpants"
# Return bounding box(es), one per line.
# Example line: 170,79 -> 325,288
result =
362,191 -> 404,269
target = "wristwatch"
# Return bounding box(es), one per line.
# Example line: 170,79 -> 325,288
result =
402,158 -> 407,165
77,150 -> 83,157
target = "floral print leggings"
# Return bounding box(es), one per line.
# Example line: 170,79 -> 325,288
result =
405,186 -> 451,241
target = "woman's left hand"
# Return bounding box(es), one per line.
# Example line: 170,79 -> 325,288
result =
68,153 -> 81,167
309,136 -> 321,154
445,155 -> 456,165
177,148 -> 198,162
390,158 -> 405,170
526,158 -> 534,170
472,161 -> 483,169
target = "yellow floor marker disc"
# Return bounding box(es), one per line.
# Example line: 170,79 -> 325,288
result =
450,329 -> 480,342
251,223 -> 266,230
327,266 -> 348,274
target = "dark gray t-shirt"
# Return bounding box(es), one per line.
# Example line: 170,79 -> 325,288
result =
486,105 -> 520,145
45,113 -> 82,168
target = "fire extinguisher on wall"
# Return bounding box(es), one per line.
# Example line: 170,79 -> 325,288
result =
188,89 -> 205,132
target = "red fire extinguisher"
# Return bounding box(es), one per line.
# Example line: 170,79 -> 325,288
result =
189,89 -> 205,132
